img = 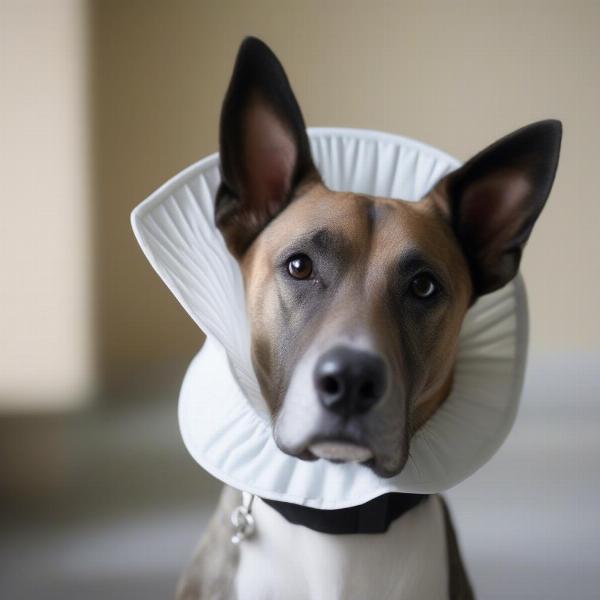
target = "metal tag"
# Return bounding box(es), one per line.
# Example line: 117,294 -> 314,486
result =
231,491 -> 256,545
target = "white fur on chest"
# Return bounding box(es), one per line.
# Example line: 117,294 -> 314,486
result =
235,495 -> 449,600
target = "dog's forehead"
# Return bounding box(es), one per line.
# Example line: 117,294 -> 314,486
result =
253,186 -> 460,265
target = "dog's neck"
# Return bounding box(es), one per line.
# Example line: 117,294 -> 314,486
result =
234,495 -> 449,600
262,492 -> 429,535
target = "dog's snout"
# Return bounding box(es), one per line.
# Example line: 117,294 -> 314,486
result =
314,346 -> 387,416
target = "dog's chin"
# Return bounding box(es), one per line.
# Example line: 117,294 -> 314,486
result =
275,437 -> 407,478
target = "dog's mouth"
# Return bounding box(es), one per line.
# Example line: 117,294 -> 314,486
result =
308,439 -> 374,463
278,428 -> 407,478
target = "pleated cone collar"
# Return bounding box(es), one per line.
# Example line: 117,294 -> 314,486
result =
131,128 -> 528,509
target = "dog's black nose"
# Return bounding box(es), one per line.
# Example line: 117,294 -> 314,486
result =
314,346 -> 386,416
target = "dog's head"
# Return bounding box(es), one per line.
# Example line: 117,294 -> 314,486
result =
215,37 -> 561,477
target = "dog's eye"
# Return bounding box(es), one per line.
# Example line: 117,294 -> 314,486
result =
410,273 -> 438,299
287,254 -> 313,280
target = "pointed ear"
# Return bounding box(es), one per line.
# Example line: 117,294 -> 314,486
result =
215,37 -> 321,258
432,120 -> 562,296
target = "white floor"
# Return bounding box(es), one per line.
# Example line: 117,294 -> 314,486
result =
2,353 -> 599,599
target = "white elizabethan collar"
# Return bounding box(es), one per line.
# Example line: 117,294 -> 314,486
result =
131,128 -> 528,509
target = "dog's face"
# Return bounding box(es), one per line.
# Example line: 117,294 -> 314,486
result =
215,37 -> 561,477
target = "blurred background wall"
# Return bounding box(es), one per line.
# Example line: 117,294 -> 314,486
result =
1,1 -> 599,599
1,0 -> 92,410
2,0 -> 598,410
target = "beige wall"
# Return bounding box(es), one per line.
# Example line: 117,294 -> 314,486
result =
4,1 -> 598,404
0,0 -> 93,409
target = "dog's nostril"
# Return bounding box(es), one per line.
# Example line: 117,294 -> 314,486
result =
321,375 -> 341,396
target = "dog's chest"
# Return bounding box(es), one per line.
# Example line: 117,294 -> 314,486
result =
234,495 -> 449,600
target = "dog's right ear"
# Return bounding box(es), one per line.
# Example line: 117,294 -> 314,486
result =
215,37 -> 320,258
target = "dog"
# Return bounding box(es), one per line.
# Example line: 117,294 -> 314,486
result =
176,37 -> 561,600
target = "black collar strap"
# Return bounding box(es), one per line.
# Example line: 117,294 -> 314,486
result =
262,492 -> 429,535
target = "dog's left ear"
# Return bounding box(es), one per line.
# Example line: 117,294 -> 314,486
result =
215,37 -> 320,258
432,120 -> 562,296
